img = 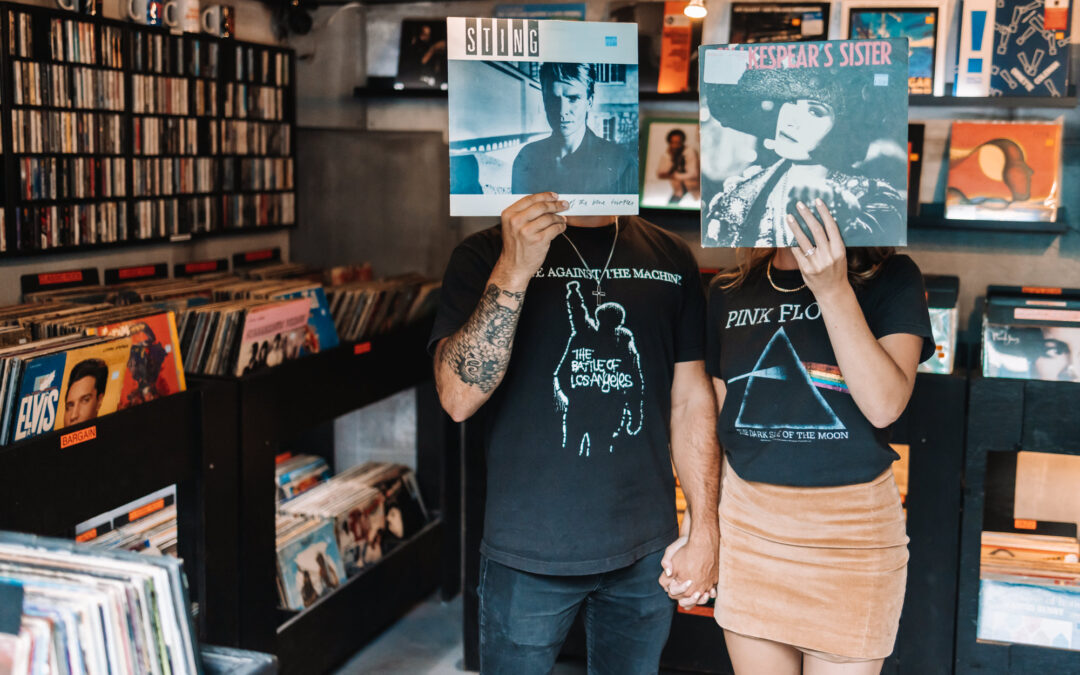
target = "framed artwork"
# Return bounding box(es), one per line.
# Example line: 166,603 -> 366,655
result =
841,0 -> 949,95
641,118 -> 701,210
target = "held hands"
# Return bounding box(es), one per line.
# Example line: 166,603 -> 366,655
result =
658,533 -> 718,608
785,199 -> 851,301
495,192 -> 569,289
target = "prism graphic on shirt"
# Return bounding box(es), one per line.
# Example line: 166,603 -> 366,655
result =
729,327 -> 846,432
554,281 -> 644,456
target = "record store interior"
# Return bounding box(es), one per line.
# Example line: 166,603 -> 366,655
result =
0,0 -> 1077,672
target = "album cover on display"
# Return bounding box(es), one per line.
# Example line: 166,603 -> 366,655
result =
990,0 -> 1071,98
954,0 -> 996,96
728,3 -> 830,44
641,118 -> 701,210
841,0 -> 947,95
448,18 -> 639,215
54,338 -> 131,432
699,38 -> 909,248
946,120 -> 1063,222
95,312 -> 186,409
234,299 -> 310,377
918,274 -> 959,374
276,517 -> 346,611
395,19 -> 449,90
908,122 -> 924,215
978,578 -> 1080,650
982,293 -> 1080,383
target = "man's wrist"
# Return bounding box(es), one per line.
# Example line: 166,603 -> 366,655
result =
491,258 -> 533,295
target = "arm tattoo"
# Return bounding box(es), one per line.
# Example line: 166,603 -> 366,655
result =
441,284 -> 525,393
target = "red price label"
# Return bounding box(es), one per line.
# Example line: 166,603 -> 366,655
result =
60,425 -> 97,448
38,271 -> 83,286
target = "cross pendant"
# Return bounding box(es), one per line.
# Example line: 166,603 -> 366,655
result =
592,286 -> 606,307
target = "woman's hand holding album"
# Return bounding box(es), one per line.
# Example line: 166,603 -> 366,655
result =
785,198 -> 850,301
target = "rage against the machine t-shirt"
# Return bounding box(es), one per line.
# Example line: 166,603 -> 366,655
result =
429,217 -> 704,575
706,255 -> 934,487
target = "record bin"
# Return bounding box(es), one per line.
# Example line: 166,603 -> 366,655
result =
191,316 -> 457,675
956,375 -> 1080,674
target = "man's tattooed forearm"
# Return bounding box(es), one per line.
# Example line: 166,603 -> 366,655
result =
442,284 -> 524,393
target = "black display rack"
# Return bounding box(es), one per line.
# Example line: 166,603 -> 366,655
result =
461,365 -> 967,673
0,2 -> 297,257
191,316 -> 454,675
955,375 -> 1080,674
0,388 -> 241,646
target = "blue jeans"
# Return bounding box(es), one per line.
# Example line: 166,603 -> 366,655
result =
478,549 -> 674,675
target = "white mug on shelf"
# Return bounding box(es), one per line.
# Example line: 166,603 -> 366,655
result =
201,4 -> 234,38
129,0 -> 177,26
176,0 -> 202,33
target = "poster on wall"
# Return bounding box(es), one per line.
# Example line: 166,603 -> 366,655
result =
699,39 -> 910,248
447,18 -> 639,216
842,2 -> 944,95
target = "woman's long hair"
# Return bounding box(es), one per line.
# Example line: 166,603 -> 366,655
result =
715,247 -> 895,290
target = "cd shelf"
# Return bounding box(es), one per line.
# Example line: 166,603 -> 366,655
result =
0,2 -> 297,256
956,375 -> 1080,675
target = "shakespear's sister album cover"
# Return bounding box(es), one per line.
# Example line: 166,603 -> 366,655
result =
699,39 -> 910,248
448,18 -> 639,216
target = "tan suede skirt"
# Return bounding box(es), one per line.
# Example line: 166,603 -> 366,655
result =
714,464 -> 909,661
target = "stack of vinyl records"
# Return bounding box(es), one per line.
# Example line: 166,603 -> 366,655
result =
277,463 -> 429,597
327,276 -> 441,342
276,453 -> 331,504
83,504 -> 179,557
178,296 -> 311,377
978,530 -> 1080,650
0,530 -> 201,674
919,275 -> 960,375
0,309 -> 186,445
275,514 -> 346,611
982,285 -> 1080,383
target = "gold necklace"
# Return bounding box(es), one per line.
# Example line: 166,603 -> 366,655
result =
766,258 -> 806,293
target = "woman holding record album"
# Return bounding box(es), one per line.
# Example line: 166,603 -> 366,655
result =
671,200 -> 934,672
701,65 -> 906,248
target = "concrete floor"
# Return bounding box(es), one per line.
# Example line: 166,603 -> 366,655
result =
333,594 -> 589,675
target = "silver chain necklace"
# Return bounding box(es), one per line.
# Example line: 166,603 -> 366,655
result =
562,217 -> 619,307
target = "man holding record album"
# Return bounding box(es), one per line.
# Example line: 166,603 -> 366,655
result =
430,188 -> 720,672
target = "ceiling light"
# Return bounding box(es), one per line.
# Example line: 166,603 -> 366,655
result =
684,0 -> 707,19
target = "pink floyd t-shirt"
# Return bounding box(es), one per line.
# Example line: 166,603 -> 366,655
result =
429,217 -> 705,575
706,255 -> 934,487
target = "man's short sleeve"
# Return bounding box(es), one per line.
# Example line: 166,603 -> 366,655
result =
675,250 -> 706,363
427,230 -> 501,355
705,279 -> 726,378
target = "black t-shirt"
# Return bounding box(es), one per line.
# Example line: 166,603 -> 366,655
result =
429,217 -> 704,575
705,255 -> 934,487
